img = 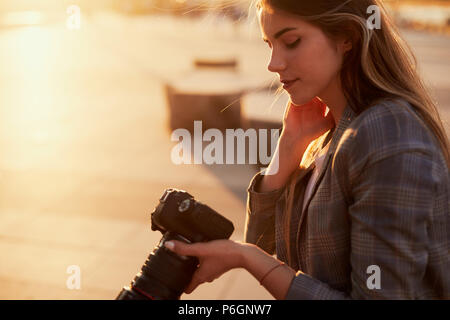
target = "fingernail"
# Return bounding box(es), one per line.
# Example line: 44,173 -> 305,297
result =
164,241 -> 174,250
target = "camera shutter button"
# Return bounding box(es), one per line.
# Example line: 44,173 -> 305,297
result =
178,199 -> 191,213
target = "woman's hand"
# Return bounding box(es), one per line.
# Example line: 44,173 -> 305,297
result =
281,96 -> 335,150
165,240 -> 296,299
257,97 -> 335,192
164,239 -> 247,294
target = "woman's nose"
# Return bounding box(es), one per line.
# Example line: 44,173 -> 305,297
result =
267,52 -> 286,73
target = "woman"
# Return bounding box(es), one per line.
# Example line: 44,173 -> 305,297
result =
164,0 -> 450,299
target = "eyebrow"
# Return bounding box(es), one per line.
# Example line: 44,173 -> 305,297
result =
263,27 -> 297,42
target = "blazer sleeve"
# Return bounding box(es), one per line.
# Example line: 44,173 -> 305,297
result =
244,171 -> 285,255
285,104 -> 449,299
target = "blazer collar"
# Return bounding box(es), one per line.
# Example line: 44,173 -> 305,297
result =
328,104 -> 356,156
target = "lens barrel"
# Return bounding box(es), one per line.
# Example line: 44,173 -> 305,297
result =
116,232 -> 199,300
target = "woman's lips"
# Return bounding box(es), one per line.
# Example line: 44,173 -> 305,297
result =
282,79 -> 298,90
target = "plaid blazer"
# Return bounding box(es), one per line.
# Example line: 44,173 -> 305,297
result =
244,98 -> 449,299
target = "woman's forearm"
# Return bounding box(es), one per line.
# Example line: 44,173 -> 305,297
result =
240,243 -> 296,300
258,133 -> 309,192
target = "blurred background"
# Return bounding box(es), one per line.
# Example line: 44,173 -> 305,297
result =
0,0 -> 449,299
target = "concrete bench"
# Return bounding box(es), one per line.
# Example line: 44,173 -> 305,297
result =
165,58 -> 246,133
165,58 -> 284,168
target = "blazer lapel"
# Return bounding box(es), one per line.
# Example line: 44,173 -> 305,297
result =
297,105 -> 357,229
299,134 -> 334,221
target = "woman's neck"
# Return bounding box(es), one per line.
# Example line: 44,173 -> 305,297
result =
318,75 -> 348,126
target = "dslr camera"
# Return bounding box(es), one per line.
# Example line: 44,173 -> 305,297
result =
116,188 -> 234,300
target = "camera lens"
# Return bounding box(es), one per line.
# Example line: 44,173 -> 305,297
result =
116,232 -> 199,300
117,188 -> 234,300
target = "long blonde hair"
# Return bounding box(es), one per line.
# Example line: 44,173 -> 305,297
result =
255,0 -> 450,265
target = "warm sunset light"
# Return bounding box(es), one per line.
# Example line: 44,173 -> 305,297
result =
0,0 -> 449,302
1,11 -> 43,26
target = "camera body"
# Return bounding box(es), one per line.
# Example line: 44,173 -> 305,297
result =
116,188 -> 234,300
151,188 -> 234,243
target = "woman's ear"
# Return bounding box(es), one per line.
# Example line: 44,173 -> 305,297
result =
340,37 -> 353,54
332,36 -> 352,55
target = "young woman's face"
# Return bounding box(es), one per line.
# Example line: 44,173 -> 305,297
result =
258,7 -> 350,106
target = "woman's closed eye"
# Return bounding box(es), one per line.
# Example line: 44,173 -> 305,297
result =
262,37 -> 301,49
285,38 -> 301,49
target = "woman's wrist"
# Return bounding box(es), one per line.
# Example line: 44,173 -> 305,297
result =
256,134 -> 308,192
233,242 -> 253,270
279,130 -> 309,155
238,242 -> 273,273
238,242 -> 296,299
238,243 -> 256,270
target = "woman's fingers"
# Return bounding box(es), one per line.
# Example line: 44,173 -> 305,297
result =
163,239 -> 241,295
324,108 -> 335,124
164,240 -> 205,257
185,271 -> 203,294
315,98 -> 328,117
184,265 -> 215,294
164,241 -> 204,294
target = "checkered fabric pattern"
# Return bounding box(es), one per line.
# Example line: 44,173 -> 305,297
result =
245,99 -> 449,299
